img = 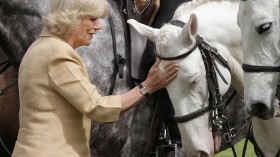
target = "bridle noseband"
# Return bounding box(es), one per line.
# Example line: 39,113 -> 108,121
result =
243,63 -> 280,72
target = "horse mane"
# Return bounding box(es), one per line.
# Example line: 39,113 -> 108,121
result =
156,25 -> 177,53
172,0 -> 239,20
156,0 -> 226,53
158,0 -> 239,53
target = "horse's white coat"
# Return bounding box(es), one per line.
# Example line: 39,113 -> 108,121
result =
252,117 -> 280,156
238,0 -> 280,156
128,1 -> 243,156
238,0 -> 280,119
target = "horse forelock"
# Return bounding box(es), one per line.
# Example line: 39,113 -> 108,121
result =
156,25 -> 183,55
156,26 -> 171,53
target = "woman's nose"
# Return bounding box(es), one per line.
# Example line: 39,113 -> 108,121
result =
93,19 -> 101,30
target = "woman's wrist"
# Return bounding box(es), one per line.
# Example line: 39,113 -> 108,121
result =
141,81 -> 156,95
138,83 -> 149,97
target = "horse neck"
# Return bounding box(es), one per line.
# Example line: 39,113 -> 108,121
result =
252,117 -> 280,155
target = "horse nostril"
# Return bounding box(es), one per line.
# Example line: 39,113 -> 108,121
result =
250,103 -> 270,119
199,151 -> 210,157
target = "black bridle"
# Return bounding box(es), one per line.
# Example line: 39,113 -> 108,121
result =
243,63 -> 280,72
156,20 -> 231,125
158,34 -> 231,123
157,20 -> 254,157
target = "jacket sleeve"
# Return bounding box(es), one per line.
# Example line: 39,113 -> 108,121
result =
48,48 -> 122,122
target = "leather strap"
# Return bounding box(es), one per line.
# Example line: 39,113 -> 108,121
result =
138,83 -> 149,97
0,79 -> 18,96
243,63 -> 280,72
169,20 -> 185,28
0,60 -> 11,75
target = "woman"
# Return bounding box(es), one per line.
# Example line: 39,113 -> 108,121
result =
12,0 -> 179,156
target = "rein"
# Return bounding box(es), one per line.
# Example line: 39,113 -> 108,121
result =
158,20 -> 253,157
107,15 -> 126,95
0,60 -> 11,75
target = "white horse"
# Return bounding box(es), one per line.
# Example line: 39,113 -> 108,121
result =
238,0 -> 280,156
237,0 -> 280,120
128,1 -> 244,156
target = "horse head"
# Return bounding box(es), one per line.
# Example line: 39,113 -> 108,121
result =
128,1 -> 244,156
238,0 -> 280,119
128,12 -> 234,157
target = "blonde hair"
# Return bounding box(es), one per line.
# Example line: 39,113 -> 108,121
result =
42,0 -> 109,39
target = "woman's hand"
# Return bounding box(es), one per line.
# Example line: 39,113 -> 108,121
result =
120,58 -> 178,112
142,58 -> 179,94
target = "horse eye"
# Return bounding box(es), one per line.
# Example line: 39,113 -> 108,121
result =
257,22 -> 272,34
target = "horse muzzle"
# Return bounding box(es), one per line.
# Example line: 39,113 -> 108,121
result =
246,95 -> 279,119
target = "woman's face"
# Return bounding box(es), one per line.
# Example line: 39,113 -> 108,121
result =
68,15 -> 101,49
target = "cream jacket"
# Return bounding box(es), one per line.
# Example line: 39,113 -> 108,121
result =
12,29 -> 122,157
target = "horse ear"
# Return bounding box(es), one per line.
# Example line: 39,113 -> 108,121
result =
181,14 -> 198,46
127,19 -> 159,42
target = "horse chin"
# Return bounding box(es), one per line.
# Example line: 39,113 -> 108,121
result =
182,126 -> 218,157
